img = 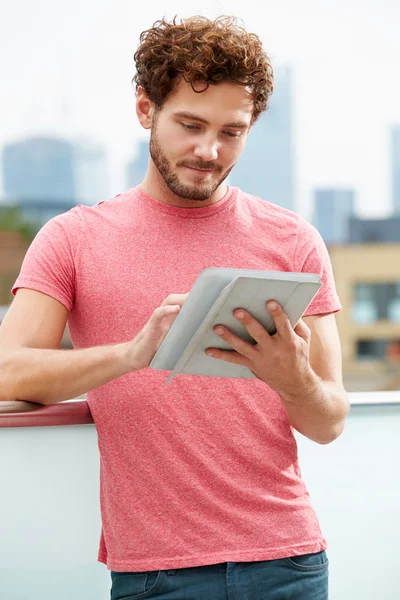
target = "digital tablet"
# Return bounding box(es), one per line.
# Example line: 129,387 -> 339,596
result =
150,267 -> 322,382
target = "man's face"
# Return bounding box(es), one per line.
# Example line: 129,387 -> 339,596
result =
149,80 -> 253,201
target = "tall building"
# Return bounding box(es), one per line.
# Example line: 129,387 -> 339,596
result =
2,137 -> 76,203
391,125 -> 400,213
313,188 -> 355,245
74,141 -> 108,205
229,66 -> 295,210
126,140 -> 149,188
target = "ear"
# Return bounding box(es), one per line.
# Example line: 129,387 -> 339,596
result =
136,87 -> 155,130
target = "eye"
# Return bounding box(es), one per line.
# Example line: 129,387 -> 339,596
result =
181,123 -> 200,131
223,131 -> 241,138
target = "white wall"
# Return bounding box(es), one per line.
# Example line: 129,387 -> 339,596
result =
1,400 -> 399,600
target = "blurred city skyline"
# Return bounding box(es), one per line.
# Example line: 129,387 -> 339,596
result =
1,0 -> 400,220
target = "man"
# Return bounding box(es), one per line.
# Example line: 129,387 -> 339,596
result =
0,15 -> 348,600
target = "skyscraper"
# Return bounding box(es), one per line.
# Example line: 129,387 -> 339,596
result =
74,141 -> 108,205
391,125 -> 400,214
126,140 -> 149,188
313,188 -> 355,245
229,66 -> 294,211
2,137 -> 76,203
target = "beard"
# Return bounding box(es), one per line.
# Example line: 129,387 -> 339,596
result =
149,120 -> 234,201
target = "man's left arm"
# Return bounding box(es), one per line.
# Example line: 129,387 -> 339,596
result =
281,311 -> 349,444
206,303 -> 349,445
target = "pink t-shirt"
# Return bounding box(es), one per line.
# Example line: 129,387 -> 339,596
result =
13,186 -> 341,572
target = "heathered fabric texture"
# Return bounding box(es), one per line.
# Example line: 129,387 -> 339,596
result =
13,186 -> 341,571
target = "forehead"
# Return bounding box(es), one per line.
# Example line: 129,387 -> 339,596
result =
161,79 -> 254,126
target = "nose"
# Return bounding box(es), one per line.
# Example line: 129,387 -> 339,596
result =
193,136 -> 219,162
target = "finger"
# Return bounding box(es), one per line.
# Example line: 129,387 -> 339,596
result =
153,304 -> 181,319
212,324 -> 257,358
266,301 -> 295,342
150,304 -> 181,332
161,293 -> 189,307
137,304 -> 181,351
205,347 -> 252,369
293,319 -> 311,343
231,308 -> 272,346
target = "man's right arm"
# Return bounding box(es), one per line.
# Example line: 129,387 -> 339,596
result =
0,289 -> 186,405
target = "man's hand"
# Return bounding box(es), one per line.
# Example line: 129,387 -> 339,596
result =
126,294 -> 188,371
205,301 -> 349,444
205,301 -> 313,396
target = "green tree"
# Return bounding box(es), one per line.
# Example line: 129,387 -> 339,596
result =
0,207 -> 36,242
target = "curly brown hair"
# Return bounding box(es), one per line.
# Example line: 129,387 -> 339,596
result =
133,15 -> 274,123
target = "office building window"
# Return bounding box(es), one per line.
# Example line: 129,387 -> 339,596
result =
388,283 -> 400,322
353,282 -> 400,324
357,339 -> 400,361
352,285 -> 377,323
357,340 -> 387,359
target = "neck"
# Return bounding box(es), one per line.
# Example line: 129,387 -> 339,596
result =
140,162 -> 227,208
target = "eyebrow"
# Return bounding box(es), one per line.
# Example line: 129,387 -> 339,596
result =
174,111 -> 249,130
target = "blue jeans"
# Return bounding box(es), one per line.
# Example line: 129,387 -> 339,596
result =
110,551 -> 329,599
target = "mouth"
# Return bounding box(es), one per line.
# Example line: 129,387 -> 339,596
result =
182,165 -> 214,174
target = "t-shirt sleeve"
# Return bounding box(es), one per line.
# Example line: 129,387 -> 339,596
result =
11,209 -> 81,311
295,219 -> 341,316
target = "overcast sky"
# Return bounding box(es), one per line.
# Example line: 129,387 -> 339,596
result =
1,0 -> 399,219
